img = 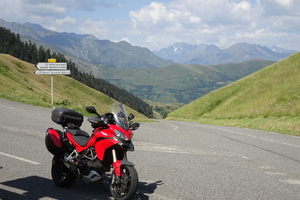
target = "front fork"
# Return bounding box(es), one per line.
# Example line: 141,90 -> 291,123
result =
112,149 -> 122,177
112,149 -> 122,184
111,149 -> 134,184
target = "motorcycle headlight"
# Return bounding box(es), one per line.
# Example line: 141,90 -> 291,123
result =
114,130 -> 129,140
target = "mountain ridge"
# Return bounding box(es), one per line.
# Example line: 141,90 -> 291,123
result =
0,18 -> 173,68
153,42 -> 297,65
1,18 -> 297,68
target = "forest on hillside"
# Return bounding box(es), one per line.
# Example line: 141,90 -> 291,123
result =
0,26 -> 153,117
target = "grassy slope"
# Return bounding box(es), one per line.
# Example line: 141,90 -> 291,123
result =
0,54 -> 149,121
167,52 -> 300,136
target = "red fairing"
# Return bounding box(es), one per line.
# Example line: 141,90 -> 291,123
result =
94,127 -> 116,137
48,128 -> 62,148
94,128 -> 118,160
95,139 -> 118,160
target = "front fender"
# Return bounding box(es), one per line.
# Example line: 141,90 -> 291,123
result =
113,160 -> 135,177
120,160 -> 135,166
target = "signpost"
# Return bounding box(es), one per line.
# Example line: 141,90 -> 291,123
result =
34,70 -> 70,75
36,62 -> 67,70
34,59 -> 69,107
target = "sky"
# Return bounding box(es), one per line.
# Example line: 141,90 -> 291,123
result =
0,0 -> 300,51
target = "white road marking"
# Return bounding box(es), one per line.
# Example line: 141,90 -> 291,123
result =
246,134 -> 257,138
0,104 -> 22,111
135,141 -> 237,156
265,171 -> 285,176
280,142 -> 300,148
260,138 -> 275,142
176,121 -> 300,149
0,151 -> 40,165
281,179 -> 300,185
164,122 -> 178,130
0,184 -> 27,196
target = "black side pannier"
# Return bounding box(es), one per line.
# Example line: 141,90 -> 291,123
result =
51,108 -> 83,128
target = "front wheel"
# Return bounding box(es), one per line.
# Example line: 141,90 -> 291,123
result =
110,165 -> 138,200
51,156 -> 76,188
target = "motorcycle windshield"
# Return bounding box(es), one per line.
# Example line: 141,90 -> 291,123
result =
111,102 -> 129,131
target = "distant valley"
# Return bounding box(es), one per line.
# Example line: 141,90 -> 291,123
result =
92,59 -> 275,103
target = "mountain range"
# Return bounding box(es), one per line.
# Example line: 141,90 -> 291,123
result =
153,42 -> 297,65
0,18 -> 173,68
0,18 -> 297,67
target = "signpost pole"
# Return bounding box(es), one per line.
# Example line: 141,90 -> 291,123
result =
51,75 -> 54,107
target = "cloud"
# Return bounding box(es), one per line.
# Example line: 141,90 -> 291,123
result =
129,0 -> 259,48
273,0 -> 293,7
55,16 -> 76,26
78,18 -> 110,38
129,2 -> 201,31
21,0 -> 99,12
128,0 -> 300,50
0,0 -> 299,51
260,0 -> 300,16
120,37 -> 131,43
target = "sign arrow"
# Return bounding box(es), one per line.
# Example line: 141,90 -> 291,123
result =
36,62 -> 67,69
34,70 -> 70,75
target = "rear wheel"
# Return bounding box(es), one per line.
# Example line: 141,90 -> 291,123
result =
51,156 -> 76,188
110,165 -> 138,200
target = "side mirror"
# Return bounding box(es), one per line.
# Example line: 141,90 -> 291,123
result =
130,122 -> 140,130
128,113 -> 135,121
86,106 -> 98,114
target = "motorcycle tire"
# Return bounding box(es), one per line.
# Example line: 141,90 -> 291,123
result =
110,165 -> 138,200
51,156 -> 76,188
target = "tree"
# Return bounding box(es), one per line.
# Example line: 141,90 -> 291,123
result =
38,46 -> 46,62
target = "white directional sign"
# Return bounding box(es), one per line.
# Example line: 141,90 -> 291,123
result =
34,60 -> 69,106
36,62 -> 67,69
34,70 -> 70,75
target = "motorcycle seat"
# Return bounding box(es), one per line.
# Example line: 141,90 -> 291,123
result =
67,129 -> 90,137
67,129 -> 90,146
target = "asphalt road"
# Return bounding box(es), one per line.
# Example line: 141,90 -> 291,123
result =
1,98 -> 300,200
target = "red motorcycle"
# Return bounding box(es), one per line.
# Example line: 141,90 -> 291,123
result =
45,102 -> 140,200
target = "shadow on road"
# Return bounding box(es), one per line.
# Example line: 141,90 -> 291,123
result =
135,180 -> 164,200
0,175 -> 163,200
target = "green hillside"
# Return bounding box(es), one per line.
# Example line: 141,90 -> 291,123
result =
167,52 -> 300,136
0,54 -> 149,121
